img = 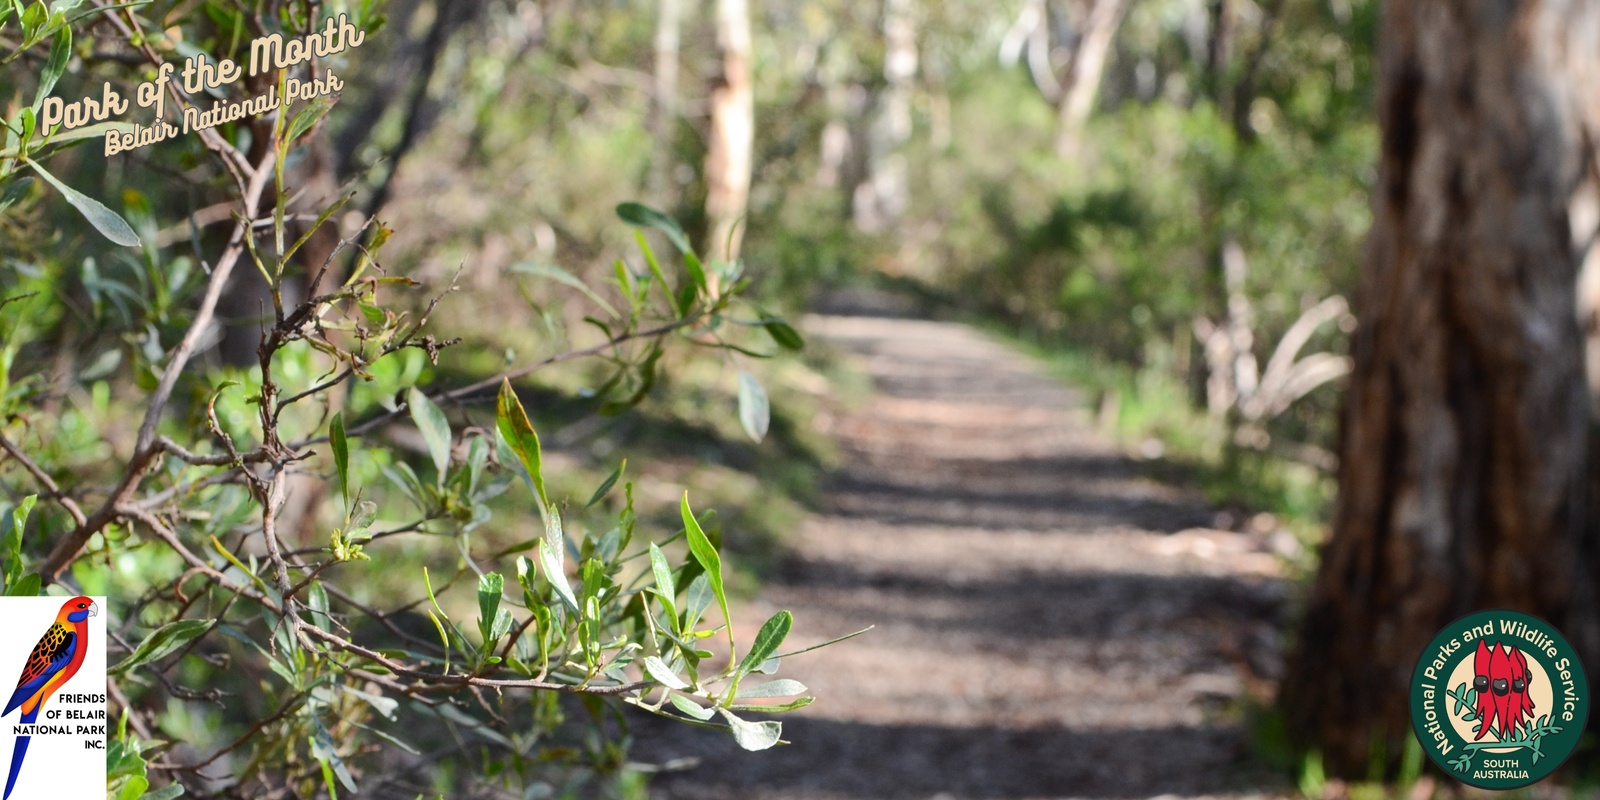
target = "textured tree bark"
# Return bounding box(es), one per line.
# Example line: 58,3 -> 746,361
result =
1283,0 -> 1600,774
704,0 -> 754,269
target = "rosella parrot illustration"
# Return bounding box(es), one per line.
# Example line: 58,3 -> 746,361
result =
2,596 -> 97,800
1472,639 -> 1535,741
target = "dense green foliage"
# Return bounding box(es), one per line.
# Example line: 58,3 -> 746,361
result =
0,2 -> 840,798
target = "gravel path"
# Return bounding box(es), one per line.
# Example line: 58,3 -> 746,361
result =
640,313 -> 1293,799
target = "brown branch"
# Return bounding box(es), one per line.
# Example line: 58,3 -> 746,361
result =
0,432 -> 87,526
36,144 -> 278,584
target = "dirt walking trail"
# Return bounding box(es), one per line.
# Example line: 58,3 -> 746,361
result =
644,309 -> 1293,799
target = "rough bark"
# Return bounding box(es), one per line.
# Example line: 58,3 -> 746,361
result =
704,0 -> 754,267
1283,0 -> 1600,774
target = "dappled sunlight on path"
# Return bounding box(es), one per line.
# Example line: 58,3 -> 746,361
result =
641,314 -> 1292,799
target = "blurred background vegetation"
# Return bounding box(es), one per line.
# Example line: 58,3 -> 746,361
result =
349,0 -> 1379,544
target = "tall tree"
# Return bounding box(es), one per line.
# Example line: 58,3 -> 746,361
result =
1052,0 -> 1126,157
1283,0 -> 1600,773
999,0 -> 1128,158
853,0 -> 917,233
650,0 -> 683,207
704,0 -> 754,268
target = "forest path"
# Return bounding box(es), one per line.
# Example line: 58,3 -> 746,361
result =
643,310 -> 1292,799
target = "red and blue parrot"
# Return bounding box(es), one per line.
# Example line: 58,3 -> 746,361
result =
2,596 -> 97,800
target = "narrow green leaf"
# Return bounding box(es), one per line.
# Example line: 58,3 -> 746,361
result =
477,572 -> 504,637
19,1 -> 44,41
490,608 -> 514,641
0,177 -> 35,215
648,543 -> 678,632
737,370 -> 770,443
729,696 -> 815,713
509,262 -> 619,319
33,25 -> 69,113
541,510 -> 578,611
616,201 -> 690,253
311,720 -> 358,793
668,693 -> 715,720
644,656 -> 689,689
496,379 -> 548,507
683,573 -> 712,632
635,231 -> 683,317
680,493 -> 730,653
4,494 -> 36,589
305,580 -> 331,631
684,250 -> 708,292
406,387 -> 451,485
342,686 -> 398,720
715,707 -> 782,751
737,611 -> 793,679
286,96 -> 336,144
25,159 -> 138,246
329,412 -> 349,508
110,620 -> 213,676
735,679 -> 808,699
584,459 -> 625,509
760,316 -> 805,351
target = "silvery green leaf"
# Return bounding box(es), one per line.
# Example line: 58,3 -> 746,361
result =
27,159 -> 138,246
737,370 -> 770,443
716,707 -> 782,751
407,387 -> 452,484
735,679 -> 808,699
669,693 -> 715,721
644,656 -> 689,689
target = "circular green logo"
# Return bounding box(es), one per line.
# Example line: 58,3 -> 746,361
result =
1410,610 -> 1589,789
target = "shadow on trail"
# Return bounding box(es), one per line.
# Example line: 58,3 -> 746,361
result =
637,311 -> 1292,799
643,718 -> 1261,799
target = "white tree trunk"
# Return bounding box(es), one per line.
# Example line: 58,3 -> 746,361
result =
649,0 -> 682,206
1054,0 -> 1127,158
705,0 -> 754,269
853,0 -> 917,234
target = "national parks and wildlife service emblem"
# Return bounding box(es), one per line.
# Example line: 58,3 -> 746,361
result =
1410,610 -> 1589,789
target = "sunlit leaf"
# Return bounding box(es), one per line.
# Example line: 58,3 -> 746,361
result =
737,370 -> 770,442
716,707 -> 782,751
407,387 -> 452,485
496,379 -> 548,507
26,159 -> 138,246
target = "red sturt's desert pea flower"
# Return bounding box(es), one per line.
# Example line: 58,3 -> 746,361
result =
1473,639 -> 1536,741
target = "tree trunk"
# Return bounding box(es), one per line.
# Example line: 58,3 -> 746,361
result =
704,0 -> 754,269
852,0 -> 916,234
649,0 -> 682,207
1053,0 -> 1126,158
1283,0 -> 1600,775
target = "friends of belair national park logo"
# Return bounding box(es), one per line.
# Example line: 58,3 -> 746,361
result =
0,596 -> 106,800
1410,610 -> 1589,789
